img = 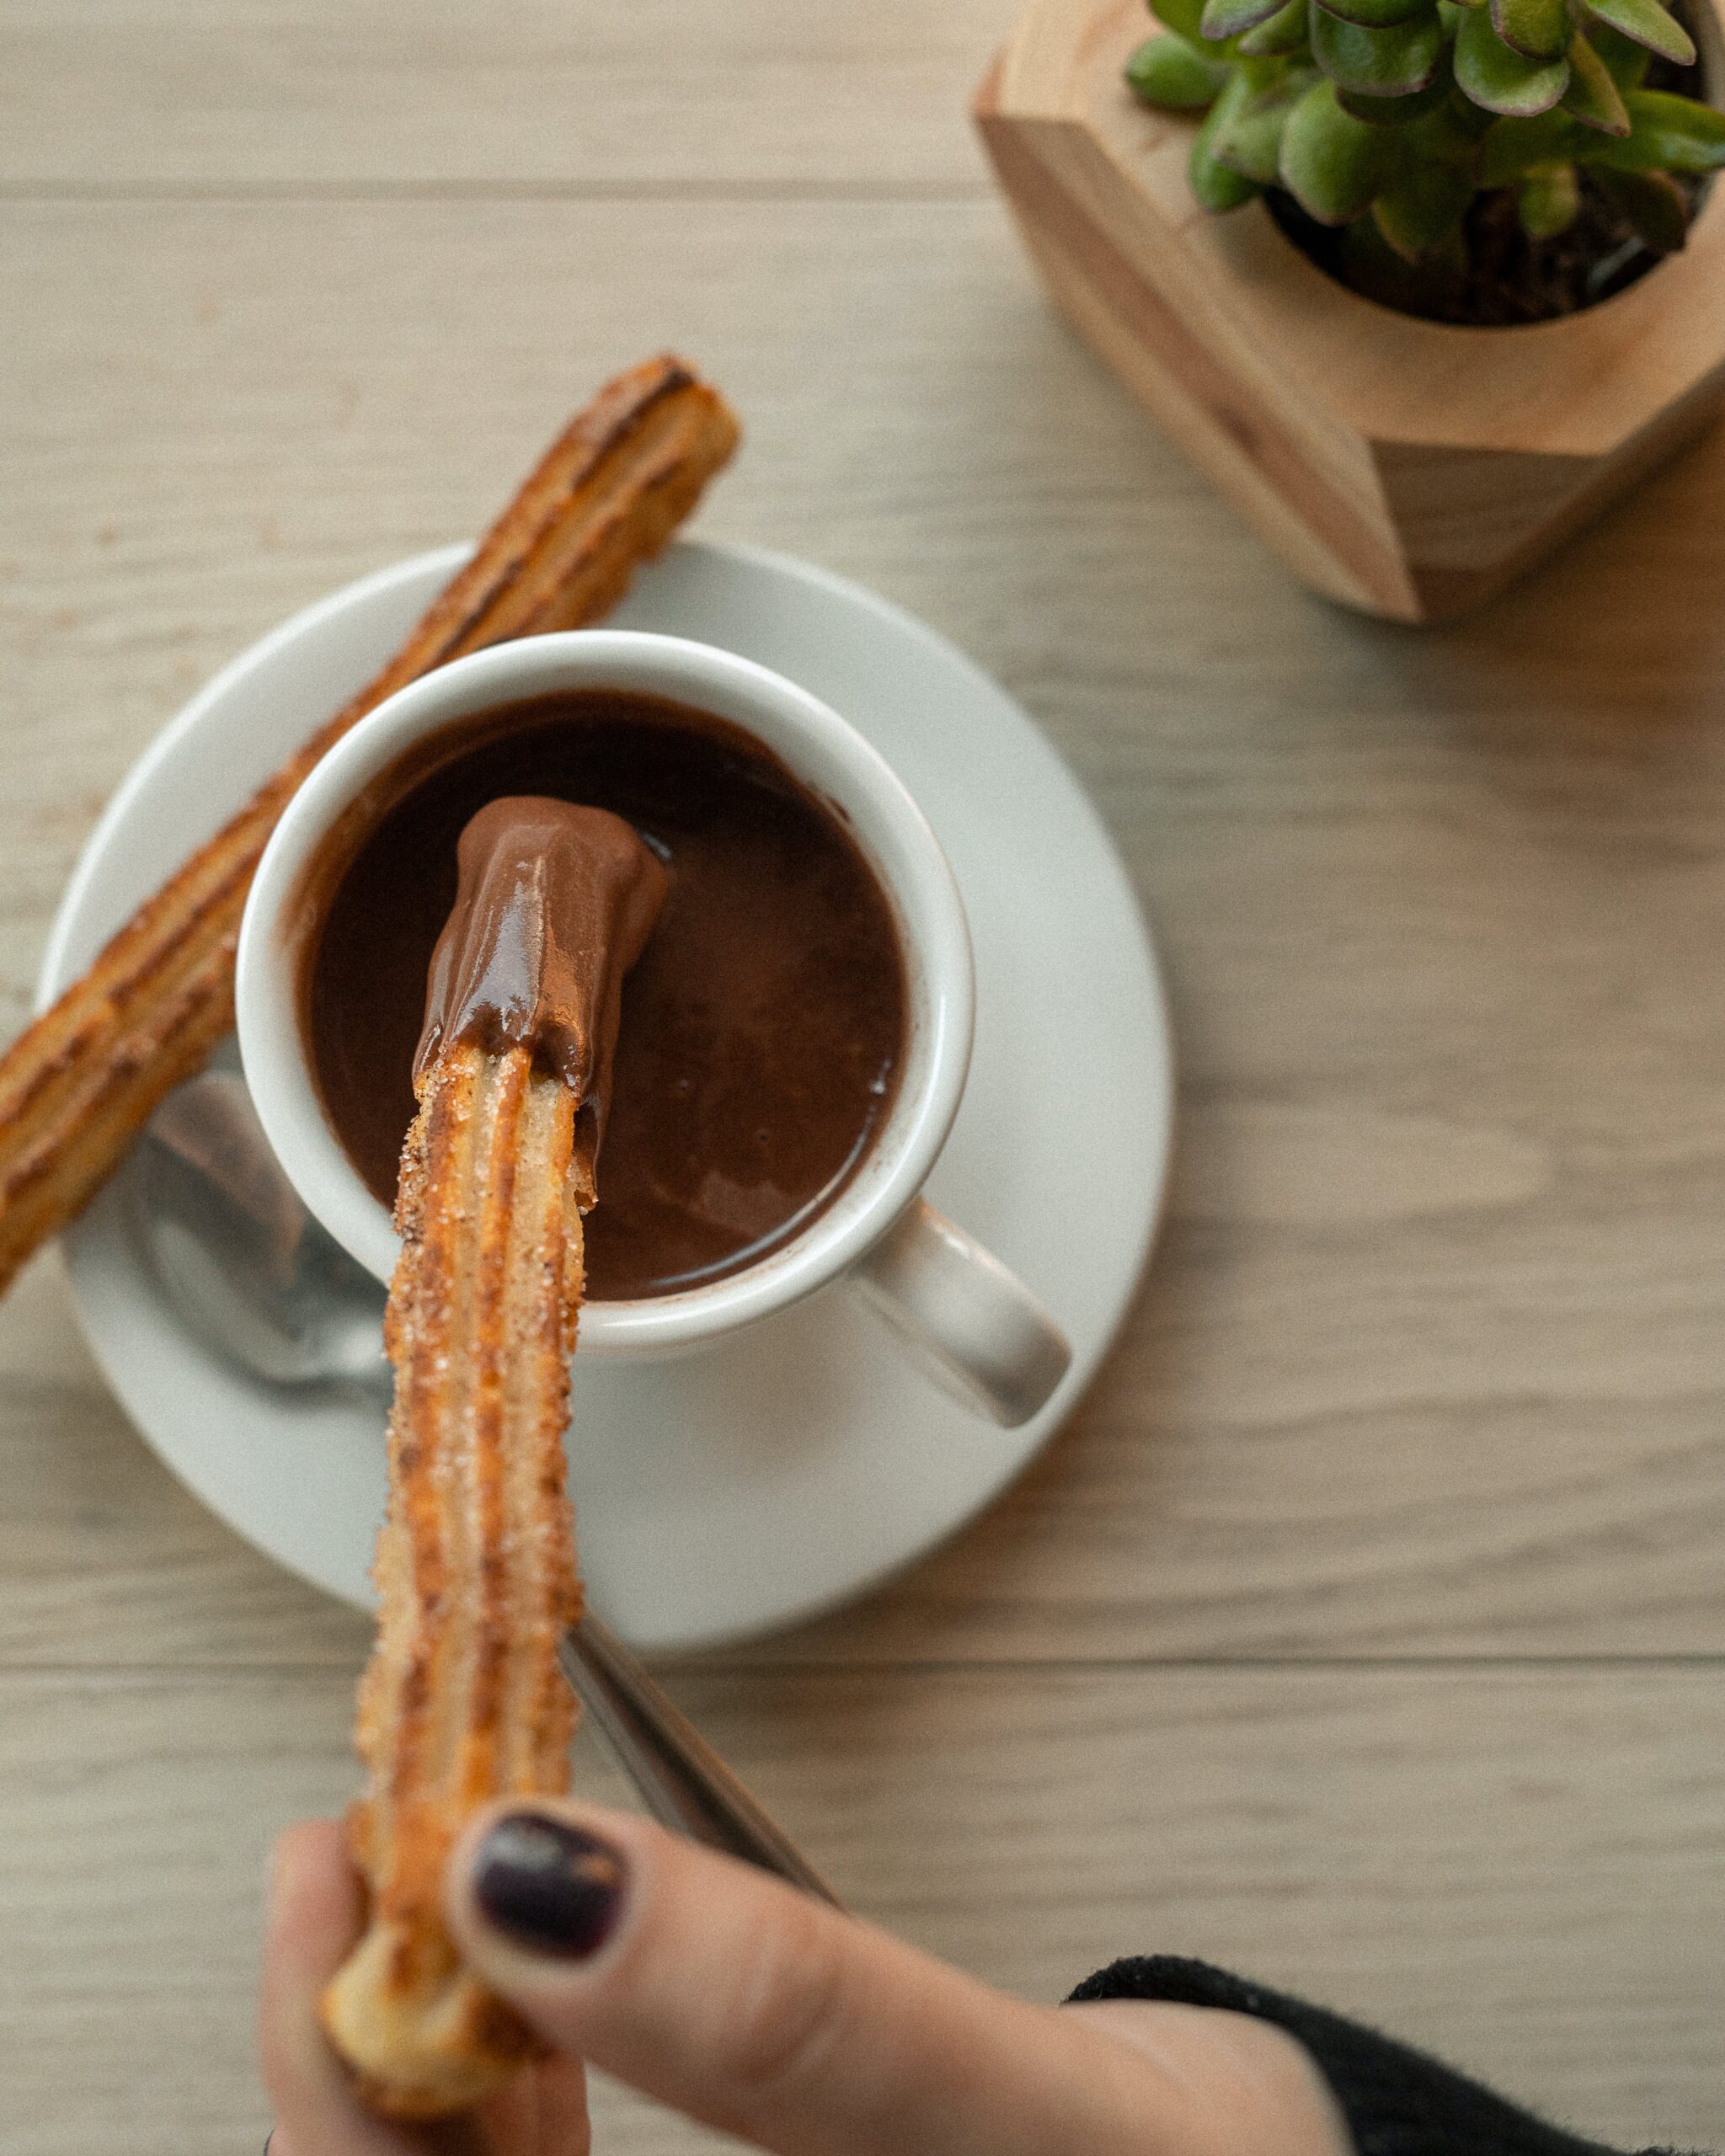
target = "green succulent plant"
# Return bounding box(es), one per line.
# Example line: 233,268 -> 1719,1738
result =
1125,0 -> 1725,269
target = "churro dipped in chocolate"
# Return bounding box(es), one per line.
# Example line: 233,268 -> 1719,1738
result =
0,356 -> 736,1296
323,800 -> 665,2118
418,798 -> 669,1199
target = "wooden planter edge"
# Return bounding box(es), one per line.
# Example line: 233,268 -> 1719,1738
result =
975,0 -> 1725,622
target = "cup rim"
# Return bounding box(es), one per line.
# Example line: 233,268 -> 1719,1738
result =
235,628 -> 975,1353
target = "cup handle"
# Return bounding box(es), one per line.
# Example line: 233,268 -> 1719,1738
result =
848,1198 -> 1072,1428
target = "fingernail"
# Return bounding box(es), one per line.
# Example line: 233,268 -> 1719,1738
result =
471,1812 -> 627,1959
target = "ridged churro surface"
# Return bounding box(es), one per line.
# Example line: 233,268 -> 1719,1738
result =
0,356 -> 738,1294
321,1040 -> 585,2118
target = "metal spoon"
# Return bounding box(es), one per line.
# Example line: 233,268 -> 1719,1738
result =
127,1057 -> 393,1401
126,1064 -> 841,1907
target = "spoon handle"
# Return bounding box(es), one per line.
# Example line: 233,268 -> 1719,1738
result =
558,1614 -> 844,1909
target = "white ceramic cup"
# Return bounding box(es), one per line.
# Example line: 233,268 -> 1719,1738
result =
236,631 -> 1071,1425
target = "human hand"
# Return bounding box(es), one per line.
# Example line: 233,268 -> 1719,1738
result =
261,1803 -> 1351,2156
260,1820 -> 590,2155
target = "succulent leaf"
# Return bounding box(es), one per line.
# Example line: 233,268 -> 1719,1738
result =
1338,74 -> 1456,118
1212,67 -> 1316,174
1190,138 -> 1263,203
1312,0 -> 1434,29
1397,94 -> 1493,168
1279,77 -> 1391,217
1578,0 -> 1696,64
1454,7 -> 1570,113
1585,88 -> 1725,169
1594,162 -> 1692,246
1583,20 -> 1653,86
1151,0 -> 1212,45
1125,33 -> 1233,107
1240,0 -> 1315,54
1311,4 -> 1448,93
1202,0 -> 1290,39
1237,49 -> 1302,86
1477,108 -> 1583,179
1516,159 -> 1583,232
1454,84 -> 1506,134
1190,75 -> 1268,202
1371,159 -> 1477,253
1560,32 -> 1632,132
1490,0 -> 1570,61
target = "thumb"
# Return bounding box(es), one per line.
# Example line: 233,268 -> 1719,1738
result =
444,1801 -> 1334,2156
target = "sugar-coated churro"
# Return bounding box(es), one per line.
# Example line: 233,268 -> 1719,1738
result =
323,801 -> 667,2118
320,1038 -> 585,2116
0,356 -> 738,1294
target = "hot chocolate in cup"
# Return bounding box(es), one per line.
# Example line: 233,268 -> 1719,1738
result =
237,632 -> 1070,1425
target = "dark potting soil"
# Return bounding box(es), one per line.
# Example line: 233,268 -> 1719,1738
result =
1268,170 -> 1702,324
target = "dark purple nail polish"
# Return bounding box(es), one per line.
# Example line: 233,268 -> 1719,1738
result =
472,1812 -> 627,1959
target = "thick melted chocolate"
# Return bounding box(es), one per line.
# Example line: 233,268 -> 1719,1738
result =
301,691 -> 907,1301
416,796 -> 668,1182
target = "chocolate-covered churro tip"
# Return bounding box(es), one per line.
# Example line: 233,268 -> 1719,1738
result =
415,796 -> 667,1122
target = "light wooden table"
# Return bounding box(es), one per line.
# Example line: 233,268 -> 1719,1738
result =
5,6 -> 1725,2150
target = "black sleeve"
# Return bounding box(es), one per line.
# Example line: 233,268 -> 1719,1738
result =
1066,1956 -> 1705,2156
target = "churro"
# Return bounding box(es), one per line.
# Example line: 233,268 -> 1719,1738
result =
322,802 -> 666,2117
0,356 -> 737,1294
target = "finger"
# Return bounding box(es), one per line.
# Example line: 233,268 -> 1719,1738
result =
1065,2002 -> 1349,2156
445,1801 -> 1247,2156
260,1821 -> 489,2156
262,1822 -> 588,2156
472,2056 -> 591,2156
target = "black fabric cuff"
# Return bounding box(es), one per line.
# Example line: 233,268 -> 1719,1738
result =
1066,1956 -> 1699,2156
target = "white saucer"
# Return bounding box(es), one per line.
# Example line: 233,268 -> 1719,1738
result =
40,540 -> 1172,1650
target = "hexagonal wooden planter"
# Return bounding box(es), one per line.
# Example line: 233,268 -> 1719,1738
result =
975,0 -> 1725,621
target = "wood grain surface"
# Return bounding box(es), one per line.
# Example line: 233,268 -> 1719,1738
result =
4,1666 -> 1722,2152
3,5 -> 1724,2151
